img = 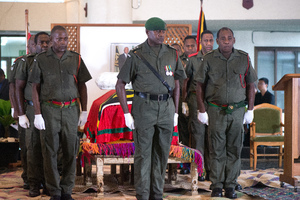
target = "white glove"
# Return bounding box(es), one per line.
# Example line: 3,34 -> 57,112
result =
197,110 -> 209,125
182,102 -> 189,116
243,110 -> 254,124
174,113 -> 179,127
34,114 -> 45,130
18,115 -> 30,129
78,111 -> 88,126
11,108 -> 14,118
124,113 -> 135,130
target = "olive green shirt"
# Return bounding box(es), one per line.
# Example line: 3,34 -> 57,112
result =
194,48 -> 257,105
185,51 -> 204,93
118,40 -> 186,94
28,48 -> 92,102
9,56 -> 23,83
15,54 -> 36,101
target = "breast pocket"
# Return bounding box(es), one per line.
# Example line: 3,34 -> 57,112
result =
66,67 -> 78,85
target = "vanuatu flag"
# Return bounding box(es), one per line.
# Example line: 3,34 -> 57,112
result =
196,1 -> 207,52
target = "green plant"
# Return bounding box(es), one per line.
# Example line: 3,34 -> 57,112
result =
0,99 -> 15,137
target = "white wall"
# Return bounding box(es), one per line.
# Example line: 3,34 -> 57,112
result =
80,26 -> 147,110
132,0 -> 300,21
0,2 -> 66,32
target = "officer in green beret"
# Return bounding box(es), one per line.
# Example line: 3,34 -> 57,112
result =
116,17 -> 186,200
194,27 -> 257,198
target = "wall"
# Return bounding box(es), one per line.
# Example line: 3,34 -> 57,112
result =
0,2 -> 66,32
132,0 -> 300,21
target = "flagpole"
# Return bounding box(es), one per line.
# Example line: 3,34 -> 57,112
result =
25,9 -> 29,54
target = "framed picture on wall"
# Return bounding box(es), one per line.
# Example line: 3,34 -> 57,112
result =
110,43 -> 139,72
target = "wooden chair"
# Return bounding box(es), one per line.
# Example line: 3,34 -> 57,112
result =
250,103 -> 284,170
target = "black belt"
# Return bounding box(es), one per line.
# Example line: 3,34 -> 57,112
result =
25,100 -> 33,106
135,92 -> 170,101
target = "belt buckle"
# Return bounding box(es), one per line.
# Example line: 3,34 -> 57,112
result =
158,94 -> 164,101
60,102 -> 65,108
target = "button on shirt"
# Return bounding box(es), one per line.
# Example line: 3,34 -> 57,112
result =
28,48 -> 92,102
194,48 -> 257,104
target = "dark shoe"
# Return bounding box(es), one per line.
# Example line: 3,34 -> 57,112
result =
179,168 -> 190,174
211,188 -> 223,197
61,194 -> 74,200
42,186 -> 50,196
198,175 -> 205,181
235,183 -> 242,191
50,195 -> 61,200
23,183 -> 30,190
225,188 -> 237,199
29,188 -> 40,197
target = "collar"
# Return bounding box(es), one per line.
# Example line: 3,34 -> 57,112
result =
46,47 -> 72,60
141,39 -> 169,58
214,48 -> 240,61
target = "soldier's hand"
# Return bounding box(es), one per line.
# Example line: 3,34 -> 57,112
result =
18,115 -> 30,129
34,114 -> 45,130
182,102 -> 189,116
124,113 -> 135,130
78,111 -> 88,126
197,110 -> 209,125
243,109 -> 254,124
174,113 -> 179,127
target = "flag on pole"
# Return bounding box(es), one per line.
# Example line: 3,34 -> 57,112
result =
196,0 -> 207,52
25,9 -> 31,54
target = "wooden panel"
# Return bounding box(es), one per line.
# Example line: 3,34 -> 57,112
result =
51,23 -> 192,54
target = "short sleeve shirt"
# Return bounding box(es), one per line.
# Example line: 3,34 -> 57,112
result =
117,40 -> 186,94
28,48 -> 92,102
185,51 -> 204,93
8,56 -> 23,83
194,48 -> 257,104
15,54 -> 36,100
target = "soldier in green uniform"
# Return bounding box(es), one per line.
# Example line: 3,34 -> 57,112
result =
195,27 -> 257,198
179,35 -> 197,149
29,25 -> 92,200
182,30 -> 214,181
115,17 -> 186,200
8,35 -> 36,190
15,32 -> 50,197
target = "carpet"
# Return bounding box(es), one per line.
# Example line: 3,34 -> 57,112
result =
0,167 -> 299,199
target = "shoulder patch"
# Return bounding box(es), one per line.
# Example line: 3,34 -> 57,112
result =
188,52 -> 198,58
237,49 -> 248,56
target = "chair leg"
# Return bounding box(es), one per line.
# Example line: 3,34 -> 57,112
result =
250,141 -> 253,168
279,145 -> 283,168
254,144 -> 257,171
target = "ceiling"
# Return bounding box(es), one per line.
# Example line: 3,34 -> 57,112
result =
134,19 -> 300,34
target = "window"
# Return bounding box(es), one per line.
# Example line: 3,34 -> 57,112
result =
0,36 -> 26,77
255,47 -> 300,110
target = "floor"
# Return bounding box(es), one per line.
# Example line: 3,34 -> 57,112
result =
0,156 -> 286,200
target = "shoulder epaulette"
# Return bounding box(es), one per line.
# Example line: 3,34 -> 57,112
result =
166,44 -> 177,50
188,52 -> 198,58
13,56 -> 23,64
237,49 -> 248,56
27,53 -> 36,57
70,50 -> 80,55
131,44 -> 142,52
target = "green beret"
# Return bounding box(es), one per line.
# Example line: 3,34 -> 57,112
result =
145,17 -> 167,31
